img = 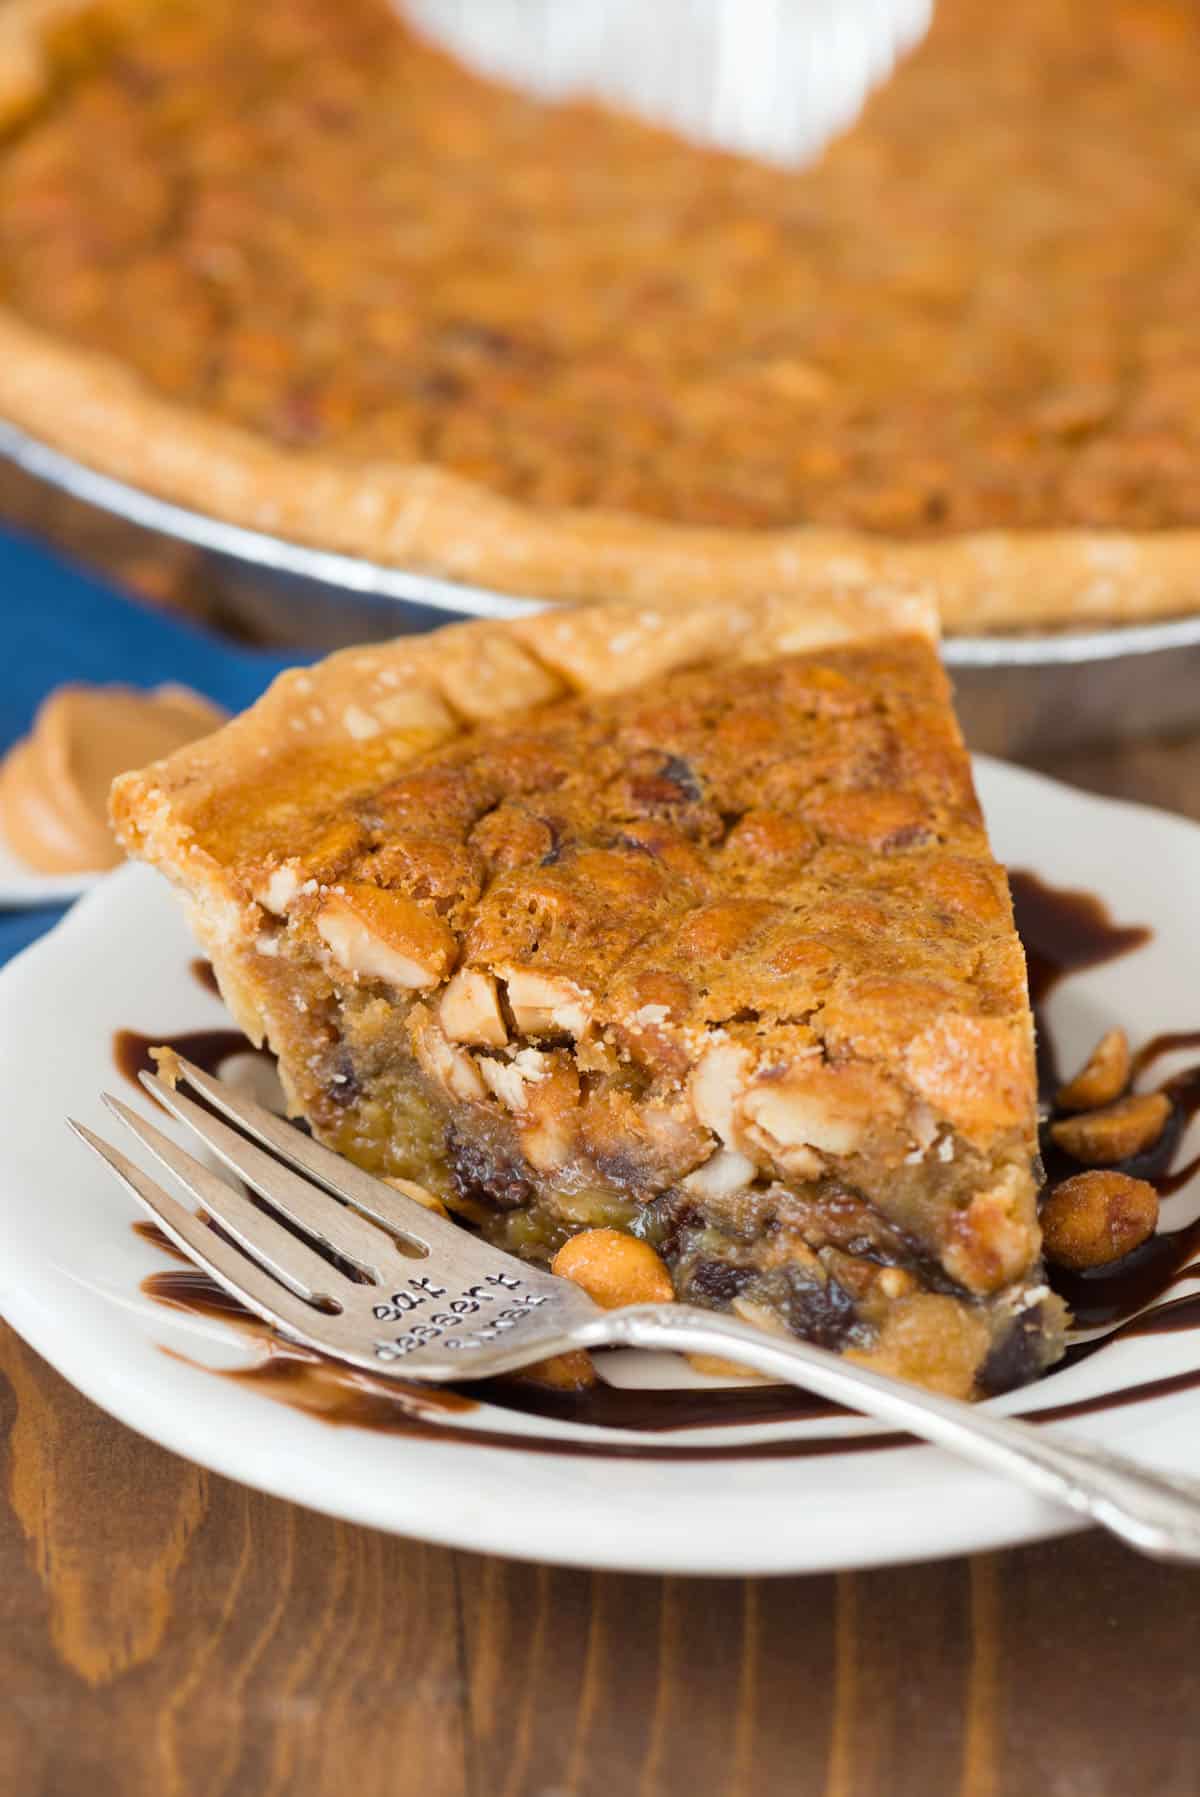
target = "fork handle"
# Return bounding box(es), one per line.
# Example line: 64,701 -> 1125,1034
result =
577,1304 -> 1200,1563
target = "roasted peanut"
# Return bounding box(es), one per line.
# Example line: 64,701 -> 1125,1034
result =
1049,1091 -> 1171,1165
519,1351 -> 597,1390
409,1011 -> 487,1103
1040,1170 -> 1159,1270
501,966 -> 592,1038
1056,1028 -> 1131,1112
875,1267 -> 920,1300
316,885 -> 455,989
439,967 -> 508,1047
551,1228 -> 674,1309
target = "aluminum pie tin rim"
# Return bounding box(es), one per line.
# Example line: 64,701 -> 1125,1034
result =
6,416 -> 1200,669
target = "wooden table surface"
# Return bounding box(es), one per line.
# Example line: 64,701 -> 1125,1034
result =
3,478 -> 1200,1796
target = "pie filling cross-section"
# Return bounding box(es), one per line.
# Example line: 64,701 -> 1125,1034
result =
111,590 -> 1066,1399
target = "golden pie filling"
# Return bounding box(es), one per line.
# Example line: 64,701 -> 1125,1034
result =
112,594 -> 1067,1399
2,0 -> 1200,541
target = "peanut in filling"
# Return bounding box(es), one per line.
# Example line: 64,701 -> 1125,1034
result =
292,997 -> 1060,1393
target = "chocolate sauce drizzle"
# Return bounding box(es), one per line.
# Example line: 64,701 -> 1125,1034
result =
114,1027 -> 267,1094
124,907 -> 1200,1458
189,957 -> 222,998
1006,877 -> 1200,1365
1008,869 -> 1151,1089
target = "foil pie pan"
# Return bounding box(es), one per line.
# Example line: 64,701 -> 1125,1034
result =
4,418 -> 1199,763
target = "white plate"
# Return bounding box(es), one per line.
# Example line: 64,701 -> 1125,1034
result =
1,755 -> 1198,1576
0,833 -> 103,906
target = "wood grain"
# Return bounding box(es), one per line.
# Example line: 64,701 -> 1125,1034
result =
4,501 -> 1200,1794
0,1328 -> 471,1797
5,1317 -> 1200,1797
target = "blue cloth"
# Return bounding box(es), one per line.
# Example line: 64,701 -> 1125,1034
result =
0,527 -> 312,965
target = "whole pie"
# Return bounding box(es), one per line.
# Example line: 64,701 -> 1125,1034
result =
2,0 -> 1200,631
112,587 -> 1066,1398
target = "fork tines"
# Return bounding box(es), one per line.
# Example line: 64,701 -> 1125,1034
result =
68,1055 -> 461,1346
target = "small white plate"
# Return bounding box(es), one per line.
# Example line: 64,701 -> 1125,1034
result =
0,833 -> 103,906
0,756 -> 1198,1576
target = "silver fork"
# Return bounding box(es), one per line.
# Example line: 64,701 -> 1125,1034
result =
70,1056 -> 1200,1563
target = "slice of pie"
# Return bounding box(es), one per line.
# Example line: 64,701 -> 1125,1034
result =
1,0 -> 1199,632
111,589 -> 1065,1398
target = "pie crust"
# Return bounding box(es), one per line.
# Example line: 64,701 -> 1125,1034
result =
112,588 -> 1065,1396
1,0 -> 1199,634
